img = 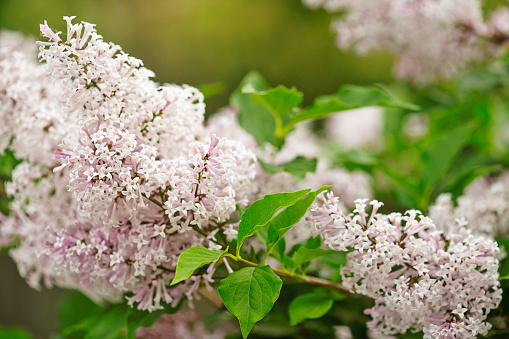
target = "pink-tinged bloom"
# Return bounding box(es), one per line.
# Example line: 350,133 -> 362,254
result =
308,192 -> 501,338
0,17 -> 258,312
303,0 -> 509,83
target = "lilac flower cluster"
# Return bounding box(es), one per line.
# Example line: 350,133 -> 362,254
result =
1,17 -> 257,311
308,192 -> 502,338
431,172 -> 509,237
303,0 -> 509,82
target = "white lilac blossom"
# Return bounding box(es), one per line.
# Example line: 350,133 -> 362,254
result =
303,0 -> 509,82
431,172 -> 509,237
308,192 -> 501,338
325,107 -> 384,150
0,17 -> 257,312
334,325 -> 353,339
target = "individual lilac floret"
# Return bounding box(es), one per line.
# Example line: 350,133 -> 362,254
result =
308,192 -> 502,338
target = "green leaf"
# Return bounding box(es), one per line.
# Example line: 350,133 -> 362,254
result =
288,291 -> 334,325
62,304 -> 127,339
270,237 -> 286,263
255,224 -> 269,244
293,248 -> 337,266
303,236 -> 321,249
320,252 -> 348,269
59,292 -> 101,331
171,246 -> 227,285
59,292 -> 180,339
0,327 -> 33,339
267,186 -> 329,246
242,84 -> 303,143
259,156 -> 317,182
291,84 -> 419,125
264,193 -> 314,253
236,189 -> 312,256
218,266 -> 283,338
420,124 -> 474,196
242,84 -> 303,120
83,305 -> 127,339
230,71 -> 276,147
264,186 -> 331,264
265,192 -> 316,250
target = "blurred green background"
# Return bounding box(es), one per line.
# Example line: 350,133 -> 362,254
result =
0,0 -> 397,337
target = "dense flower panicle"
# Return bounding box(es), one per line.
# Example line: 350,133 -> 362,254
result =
162,135 -> 257,233
308,192 -> 502,338
303,0 -> 509,82
38,17 -> 204,156
0,18 -> 257,312
431,172 -> 509,237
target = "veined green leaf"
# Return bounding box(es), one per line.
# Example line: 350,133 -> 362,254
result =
236,189 -> 312,256
288,290 -> 334,325
83,306 -> 127,339
242,84 -> 303,143
265,186 -> 331,255
218,266 -> 282,338
230,71 -> 276,147
171,246 -> 227,286
293,248 -> 336,266
291,84 -> 419,125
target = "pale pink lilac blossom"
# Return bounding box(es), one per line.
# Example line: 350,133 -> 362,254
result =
308,192 -> 501,338
325,107 -> 384,150
1,17 -> 256,312
430,171 -> 509,237
303,0 -> 509,82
